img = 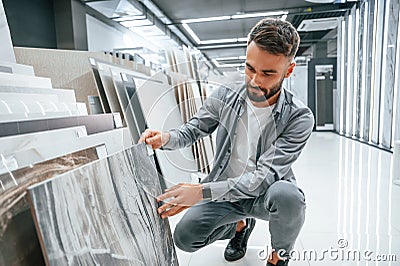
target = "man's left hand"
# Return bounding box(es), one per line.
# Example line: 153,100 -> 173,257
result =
156,183 -> 203,219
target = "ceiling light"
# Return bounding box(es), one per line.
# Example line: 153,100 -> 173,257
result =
121,19 -> 153,27
182,23 -> 201,44
304,0 -> 334,3
181,11 -> 288,24
231,11 -> 288,19
182,16 -> 231,24
113,15 -> 146,22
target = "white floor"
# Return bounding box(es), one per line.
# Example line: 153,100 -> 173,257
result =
168,132 -> 400,266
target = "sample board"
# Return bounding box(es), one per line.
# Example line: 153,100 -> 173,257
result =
28,143 -> 178,266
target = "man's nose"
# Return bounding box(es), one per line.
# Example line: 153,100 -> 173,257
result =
250,73 -> 262,87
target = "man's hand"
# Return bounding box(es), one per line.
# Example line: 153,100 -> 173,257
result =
138,129 -> 170,150
156,183 -> 203,219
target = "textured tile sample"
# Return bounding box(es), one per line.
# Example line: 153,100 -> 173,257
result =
28,143 -> 178,266
14,48 -> 113,110
0,146 -> 101,266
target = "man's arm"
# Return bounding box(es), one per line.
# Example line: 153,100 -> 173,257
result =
161,88 -> 224,150
206,108 -> 315,202
140,87 -> 224,150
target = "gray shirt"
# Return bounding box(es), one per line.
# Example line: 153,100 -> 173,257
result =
163,85 -> 314,202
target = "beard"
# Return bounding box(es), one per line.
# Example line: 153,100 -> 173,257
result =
246,76 -> 285,103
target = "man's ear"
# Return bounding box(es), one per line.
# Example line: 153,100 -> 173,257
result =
285,62 -> 296,78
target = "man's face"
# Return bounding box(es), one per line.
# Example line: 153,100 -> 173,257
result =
245,41 -> 295,103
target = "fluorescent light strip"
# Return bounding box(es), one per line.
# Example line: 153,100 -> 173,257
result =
200,38 -> 239,44
392,6 -> 400,147
182,16 -> 231,24
369,0 -> 379,142
182,23 -> 201,44
212,59 -> 245,68
340,19 -> 346,134
360,1 -> 369,139
183,23 -> 248,45
379,0 -> 391,145
231,11 -> 288,19
215,56 -> 246,61
352,8 -> 360,137
181,11 -> 288,24
346,14 -> 353,136
113,15 -> 146,22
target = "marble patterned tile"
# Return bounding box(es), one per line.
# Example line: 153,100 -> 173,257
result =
28,143 -> 178,265
0,146 -> 101,266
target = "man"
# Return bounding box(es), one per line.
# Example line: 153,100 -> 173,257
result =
139,17 -> 314,266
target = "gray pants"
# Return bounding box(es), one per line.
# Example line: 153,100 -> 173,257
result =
173,180 -> 306,257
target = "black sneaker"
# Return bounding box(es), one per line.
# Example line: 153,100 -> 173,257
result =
224,218 -> 256,261
267,259 -> 289,266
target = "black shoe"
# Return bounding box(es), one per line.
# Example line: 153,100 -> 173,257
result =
267,259 -> 289,266
224,218 -> 256,261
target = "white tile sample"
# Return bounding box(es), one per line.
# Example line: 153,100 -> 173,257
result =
0,86 -> 76,103
28,143 -> 178,265
0,72 -> 52,88
133,75 -> 198,185
0,61 -> 35,76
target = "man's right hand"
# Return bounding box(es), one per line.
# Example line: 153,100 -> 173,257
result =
138,129 -> 170,150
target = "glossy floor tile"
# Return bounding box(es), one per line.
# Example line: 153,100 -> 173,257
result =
169,132 -> 399,266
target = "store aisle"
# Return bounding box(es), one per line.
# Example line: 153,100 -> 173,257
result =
169,132 -> 400,266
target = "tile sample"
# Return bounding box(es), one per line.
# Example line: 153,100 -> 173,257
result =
96,61 -> 124,119
1,127 -> 132,173
0,146 -> 101,266
0,72 -> 52,88
0,66 -> 12,73
90,57 -> 111,113
28,143 -> 178,266
126,73 -> 198,185
88,95 -> 103,114
0,61 -> 35,76
0,86 -> 76,103
380,0 -> 399,148
0,113 -> 121,138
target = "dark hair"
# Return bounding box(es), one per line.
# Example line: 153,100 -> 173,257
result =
248,18 -> 300,59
